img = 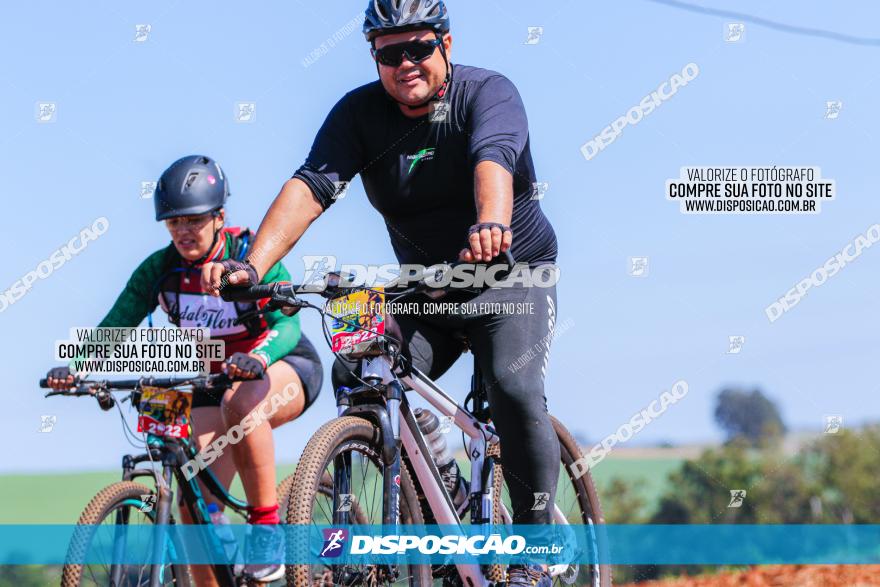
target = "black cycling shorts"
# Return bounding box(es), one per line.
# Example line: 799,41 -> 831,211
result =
192,334 -> 323,411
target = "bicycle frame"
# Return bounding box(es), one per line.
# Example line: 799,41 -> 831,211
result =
215,277 -> 591,584
335,354 -> 574,587
118,423 -> 249,587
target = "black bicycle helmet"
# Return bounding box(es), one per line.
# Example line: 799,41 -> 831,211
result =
154,155 -> 229,221
363,0 -> 450,41
364,0 -> 453,110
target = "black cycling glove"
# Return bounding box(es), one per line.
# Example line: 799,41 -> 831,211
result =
225,352 -> 266,379
47,366 -> 73,385
467,222 -> 512,239
217,259 -> 260,288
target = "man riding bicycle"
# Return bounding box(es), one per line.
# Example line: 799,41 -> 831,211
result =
204,1 -> 561,584
46,155 -> 323,585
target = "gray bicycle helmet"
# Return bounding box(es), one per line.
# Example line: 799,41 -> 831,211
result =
363,0 -> 450,41
154,155 -> 229,221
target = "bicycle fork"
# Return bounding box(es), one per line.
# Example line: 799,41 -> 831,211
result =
332,358 -> 406,582
336,357 -> 495,586
334,359 -> 405,529
149,462 -> 176,587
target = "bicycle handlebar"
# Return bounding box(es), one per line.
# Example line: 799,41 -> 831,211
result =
219,283 -> 277,302
218,251 -> 518,304
41,373 -> 231,395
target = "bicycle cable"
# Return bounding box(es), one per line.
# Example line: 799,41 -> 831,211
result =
115,396 -> 149,451
319,301 -> 389,395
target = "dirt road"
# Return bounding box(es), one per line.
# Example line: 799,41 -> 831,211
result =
623,565 -> 880,586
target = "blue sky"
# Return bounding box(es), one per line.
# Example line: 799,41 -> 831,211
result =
2,1 -> 879,472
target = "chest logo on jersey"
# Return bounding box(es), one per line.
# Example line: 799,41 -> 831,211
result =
405,147 -> 436,175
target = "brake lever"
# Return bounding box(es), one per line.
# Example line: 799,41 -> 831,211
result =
270,295 -> 305,310
233,295 -> 307,325
44,382 -> 96,398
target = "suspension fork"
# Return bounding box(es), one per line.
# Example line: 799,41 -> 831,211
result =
148,461 -> 175,587
333,357 -> 405,581
332,450 -> 353,525
361,357 -> 404,529
109,501 -> 131,586
338,390 -> 405,528
383,380 -> 404,528
331,387 -> 353,526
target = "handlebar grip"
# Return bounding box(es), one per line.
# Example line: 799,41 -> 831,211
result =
41,374 -> 81,389
220,284 -> 275,302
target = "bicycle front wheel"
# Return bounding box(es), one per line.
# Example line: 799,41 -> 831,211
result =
61,481 -> 189,587
286,416 -> 432,587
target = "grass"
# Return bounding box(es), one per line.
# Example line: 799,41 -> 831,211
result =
590,457 -> 684,507
0,457 -> 681,524
0,455 -> 685,587
0,465 -> 296,524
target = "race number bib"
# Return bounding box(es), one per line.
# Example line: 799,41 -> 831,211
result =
329,289 -> 386,358
137,387 -> 192,438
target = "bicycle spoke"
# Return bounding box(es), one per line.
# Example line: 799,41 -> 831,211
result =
76,502 -> 177,586
365,456 -> 380,522
303,441 -> 420,586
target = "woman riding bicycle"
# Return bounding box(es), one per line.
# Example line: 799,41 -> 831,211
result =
45,155 -> 323,584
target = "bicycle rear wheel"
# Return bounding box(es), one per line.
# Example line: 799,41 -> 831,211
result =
61,481 -> 189,587
492,415 -> 612,587
286,416 -> 432,587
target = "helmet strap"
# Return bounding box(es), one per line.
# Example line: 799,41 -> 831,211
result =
188,210 -> 223,267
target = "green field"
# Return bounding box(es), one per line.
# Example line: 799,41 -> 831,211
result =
0,456 -> 684,586
590,457 -> 684,509
0,465 -> 294,524
0,456 -> 681,524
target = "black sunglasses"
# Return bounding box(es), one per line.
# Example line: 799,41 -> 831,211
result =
372,38 -> 442,67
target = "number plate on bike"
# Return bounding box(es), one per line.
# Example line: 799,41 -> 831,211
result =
329,288 -> 386,358
137,387 -> 191,438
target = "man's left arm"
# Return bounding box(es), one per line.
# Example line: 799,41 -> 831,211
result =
462,74 -> 529,262
462,161 -> 513,262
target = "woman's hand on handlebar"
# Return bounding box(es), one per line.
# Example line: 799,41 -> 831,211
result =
201,259 -> 260,297
222,352 -> 266,380
45,366 -> 76,391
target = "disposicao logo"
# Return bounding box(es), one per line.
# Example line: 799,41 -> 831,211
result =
320,528 -> 348,558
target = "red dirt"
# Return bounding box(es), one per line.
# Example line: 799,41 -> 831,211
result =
622,565 -> 880,586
